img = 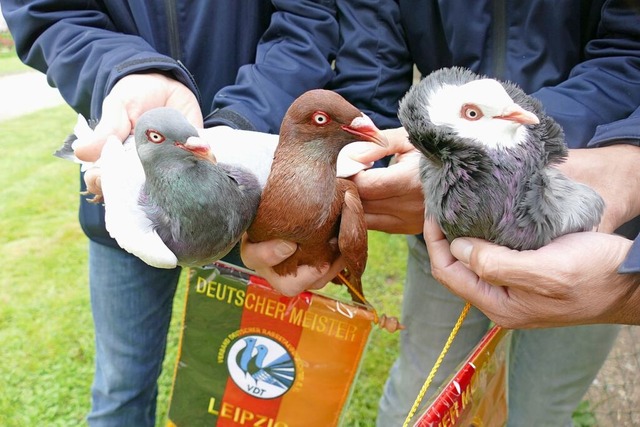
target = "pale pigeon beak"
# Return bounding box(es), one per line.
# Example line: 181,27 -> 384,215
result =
182,136 -> 216,162
341,113 -> 389,147
495,104 -> 540,125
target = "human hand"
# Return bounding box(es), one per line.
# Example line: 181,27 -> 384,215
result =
350,127 -> 425,234
240,235 -> 346,296
76,73 -> 203,195
423,217 -> 638,328
559,144 -> 640,233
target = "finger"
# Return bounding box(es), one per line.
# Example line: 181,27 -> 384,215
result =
74,98 -> 132,162
83,167 -> 103,196
167,92 -> 204,128
352,167 -> 404,200
265,263 -> 333,296
240,236 -> 297,270
364,212 -> 423,235
310,256 -> 347,290
423,219 -> 509,309
184,107 -> 204,129
452,238 -> 541,288
422,218 -> 457,267
349,127 -> 411,164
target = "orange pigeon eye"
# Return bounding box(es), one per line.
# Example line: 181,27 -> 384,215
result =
312,111 -> 331,126
146,129 -> 165,144
461,104 -> 483,121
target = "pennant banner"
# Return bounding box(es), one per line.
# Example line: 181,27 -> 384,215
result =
167,262 -> 374,427
413,326 -> 512,427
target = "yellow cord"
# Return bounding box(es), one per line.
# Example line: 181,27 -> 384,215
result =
402,301 -> 472,427
336,271 -> 379,324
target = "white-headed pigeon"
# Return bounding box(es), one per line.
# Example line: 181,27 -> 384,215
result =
399,67 -> 604,250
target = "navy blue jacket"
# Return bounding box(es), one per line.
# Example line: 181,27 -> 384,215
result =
2,0 -> 411,247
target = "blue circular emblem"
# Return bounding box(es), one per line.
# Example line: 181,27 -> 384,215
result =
227,334 -> 296,399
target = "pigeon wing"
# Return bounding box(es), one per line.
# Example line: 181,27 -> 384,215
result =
337,179 -> 368,303
100,136 -> 178,268
517,167 -> 604,249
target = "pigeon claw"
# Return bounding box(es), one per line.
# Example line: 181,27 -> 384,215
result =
80,190 -> 104,204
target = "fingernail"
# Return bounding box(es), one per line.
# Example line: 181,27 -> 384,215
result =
450,238 -> 473,264
275,240 -> 296,258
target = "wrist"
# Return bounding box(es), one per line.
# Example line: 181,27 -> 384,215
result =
598,237 -> 640,324
605,273 -> 640,325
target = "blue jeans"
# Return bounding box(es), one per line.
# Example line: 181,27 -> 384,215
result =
86,240 -> 181,427
377,235 -> 619,427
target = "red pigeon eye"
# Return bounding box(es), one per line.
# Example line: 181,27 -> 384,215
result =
312,111 -> 331,126
146,129 -> 165,144
461,104 -> 483,121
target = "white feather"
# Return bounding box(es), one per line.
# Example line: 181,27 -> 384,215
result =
200,126 -> 369,185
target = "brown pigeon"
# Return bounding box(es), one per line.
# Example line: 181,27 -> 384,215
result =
247,89 -> 399,330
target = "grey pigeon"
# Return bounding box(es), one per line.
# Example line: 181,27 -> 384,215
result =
133,107 -> 261,267
399,67 -> 604,250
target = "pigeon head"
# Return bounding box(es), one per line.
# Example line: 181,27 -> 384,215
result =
280,89 -> 388,156
134,107 -> 212,163
400,67 -> 540,151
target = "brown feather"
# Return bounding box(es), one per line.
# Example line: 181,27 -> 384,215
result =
246,89 -> 387,303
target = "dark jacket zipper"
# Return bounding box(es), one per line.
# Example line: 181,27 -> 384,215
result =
492,0 -> 507,80
165,0 -> 182,59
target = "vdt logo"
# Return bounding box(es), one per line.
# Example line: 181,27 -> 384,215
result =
227,334 -> 296,399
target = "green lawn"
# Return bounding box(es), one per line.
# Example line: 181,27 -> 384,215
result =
0,106 -> 408,426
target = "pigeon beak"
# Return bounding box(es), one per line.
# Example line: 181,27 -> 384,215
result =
341,113 -> 388,147
495,104 -> 540,125
180,136 -> 217,162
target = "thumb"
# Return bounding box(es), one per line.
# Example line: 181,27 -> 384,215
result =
348,143 -> 390,165
241,237 -> 297,270
74,97 -> 132,162
349,127 -> 412,164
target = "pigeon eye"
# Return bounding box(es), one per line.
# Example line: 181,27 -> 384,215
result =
312,111 -> 331,126
146,130 -> 165,144
461,104 -> 483,121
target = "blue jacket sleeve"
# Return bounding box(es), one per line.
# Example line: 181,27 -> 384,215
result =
618,233 -> 640,274
533,0 -> 640,148
588,106 -> 640,148
1,1 -> 198,119
206,0 -> 339,133
328,0 -> 413,129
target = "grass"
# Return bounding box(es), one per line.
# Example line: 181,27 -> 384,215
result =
0,105 -> 407,426
0,106 -> 91,426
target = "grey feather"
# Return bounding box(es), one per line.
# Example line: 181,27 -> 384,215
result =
54,118 -> 99,161
135,107 -> 261,266
400,67 -> 604,250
